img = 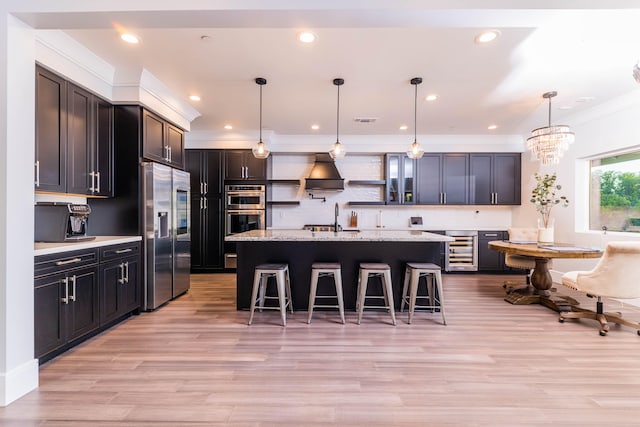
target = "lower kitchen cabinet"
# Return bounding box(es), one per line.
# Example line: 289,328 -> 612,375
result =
99,242 -> 141,324
477,230 -> 508,271
34,241 -> 141,363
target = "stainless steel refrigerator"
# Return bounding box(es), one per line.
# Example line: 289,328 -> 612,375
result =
142,162 -> 191,310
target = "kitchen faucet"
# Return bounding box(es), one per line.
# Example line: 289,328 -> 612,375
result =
334,202 -> 340,232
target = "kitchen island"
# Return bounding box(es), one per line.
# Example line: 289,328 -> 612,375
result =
226,229 -> 453,311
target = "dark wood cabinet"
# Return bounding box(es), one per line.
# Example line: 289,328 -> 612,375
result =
34,249 -> 100,361
469,153 -> 521,205
386,154 -> 416,205
34,242 -> 141,363
99,242 -> 141,324
35,66 -> 113,196
185,149 -> 225,271
142,109 -> 185,169
478,230 -> 507,271
224,150 -> 267,181
35,65 -> 67,193
417,153 -> 468,205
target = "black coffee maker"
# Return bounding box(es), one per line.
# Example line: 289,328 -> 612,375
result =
35,202 -> 95,242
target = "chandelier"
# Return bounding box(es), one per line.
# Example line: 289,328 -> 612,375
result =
527,91 -> 574,165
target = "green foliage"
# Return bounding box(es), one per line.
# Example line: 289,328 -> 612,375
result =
598,170 -> 640,207
530,173 -> 569,228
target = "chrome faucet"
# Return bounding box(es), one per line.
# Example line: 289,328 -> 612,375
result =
333,202 -> 341,232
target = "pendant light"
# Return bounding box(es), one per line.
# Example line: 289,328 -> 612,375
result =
329,78 -> 346,159
407,77 -> 425,159
252,77 -> 270,159
526,91 -> 575,165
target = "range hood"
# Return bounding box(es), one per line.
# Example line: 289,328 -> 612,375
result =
304,153 -> 345,191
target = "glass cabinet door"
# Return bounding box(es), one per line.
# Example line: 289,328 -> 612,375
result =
387,155 -> 400,204
403,156 -> 415,204
386,154 -> 415,205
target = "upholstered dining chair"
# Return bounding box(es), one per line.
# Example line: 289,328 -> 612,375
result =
559,241 -> 640,336
503,227 -> 550,293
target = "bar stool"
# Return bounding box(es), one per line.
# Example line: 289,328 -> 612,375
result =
307,262 -> 345,324
356,263 -> 396,326
401,262 -> 446,325
248,263 -> 293,326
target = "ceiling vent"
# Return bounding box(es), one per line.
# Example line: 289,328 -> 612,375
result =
353,117 -> 378,123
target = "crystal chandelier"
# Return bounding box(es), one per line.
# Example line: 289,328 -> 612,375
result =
527,91 -> 574,165
252,77 -> 270,159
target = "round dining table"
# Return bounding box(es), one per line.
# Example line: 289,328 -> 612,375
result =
488,240 -> 603,312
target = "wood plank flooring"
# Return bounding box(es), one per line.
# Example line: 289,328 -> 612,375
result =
3,273 -> 640,426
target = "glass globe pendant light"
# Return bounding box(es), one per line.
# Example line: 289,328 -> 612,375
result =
329,78 -> 346,159
252,77 -> 270,159
407,77 -> 425,159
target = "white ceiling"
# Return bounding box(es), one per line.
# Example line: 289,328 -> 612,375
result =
14,1 -> 640,138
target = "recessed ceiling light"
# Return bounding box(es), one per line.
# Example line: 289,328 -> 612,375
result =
311,124 -> 320,130
399,125 -> 408,131
189,95 -> 201,101
298,31 -> 317,43
224,124 -> 233,130
487,124 -> 498,130
576,96 -> 596,103
425,94 -> 438,102
200,35 -> 211,41
474,30 -> 500,44
120,33 -> 140,44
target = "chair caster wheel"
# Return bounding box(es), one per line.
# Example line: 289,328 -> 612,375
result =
599,329 -> 608,336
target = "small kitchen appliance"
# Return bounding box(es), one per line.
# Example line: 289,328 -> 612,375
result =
35,202 -> 95,242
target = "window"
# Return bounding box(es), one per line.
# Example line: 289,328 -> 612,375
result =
590,151 -> 640,233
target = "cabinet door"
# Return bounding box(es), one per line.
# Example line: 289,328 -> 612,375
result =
185,150 -> 204,195
243,152 -> 267,180
142,110 -> 166,163
469,154 -> 493,205
66,267 -> 100,341
402,156 -> 416,204
94,97 -> 114,197
442,154 -> 468,205
34,273 -> 67,359
100,260 -> 122,324
386,154 -> 401,204
67,84 -> 92,195
166,123 -> 184,168
224,150 -> 246,180
478,231 -> 506,271
35,66 -> 67,192
493,153 -> 521,205
416,154 -> 443,204
204,150 -> 223,194
189,193 -> 205,269
204,195 -> 224,269
121,256 -> 141,314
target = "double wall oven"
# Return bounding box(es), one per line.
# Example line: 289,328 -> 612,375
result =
224,184 -> 265,268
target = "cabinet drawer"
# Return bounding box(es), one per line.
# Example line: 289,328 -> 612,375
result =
35,249 -> 98,278
478,231 -> 504,240
99,241 -> 142,262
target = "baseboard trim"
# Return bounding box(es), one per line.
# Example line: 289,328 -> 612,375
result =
0,358 -> 39,407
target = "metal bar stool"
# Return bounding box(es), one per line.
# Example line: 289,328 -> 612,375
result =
356,263 -> 396,326
248,263 -> 293,326
400,262 -> 446,325
307,262 -> 345,324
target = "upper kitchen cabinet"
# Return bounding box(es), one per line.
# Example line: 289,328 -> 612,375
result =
469,153 -> 521,205
417,153 -> 469,205
224,150 -> 267,181
385,154 -> 416,205
35,65 -> 67,193
66,84 -> 114,197
35,65 -> 114,197
142,109 -> 185,169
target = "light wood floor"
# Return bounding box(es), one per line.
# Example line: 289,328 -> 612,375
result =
3,273 -> 640,426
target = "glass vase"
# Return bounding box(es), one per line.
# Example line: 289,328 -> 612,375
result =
537,217 -> 555,244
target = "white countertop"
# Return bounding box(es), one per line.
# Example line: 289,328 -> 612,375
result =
35,235 -> 142,256
226,229 -> 454,242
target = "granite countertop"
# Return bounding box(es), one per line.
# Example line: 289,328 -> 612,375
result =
226,229 -> 454,242
35,235 -> 143,256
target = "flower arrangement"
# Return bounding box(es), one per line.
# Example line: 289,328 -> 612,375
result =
530,172 -> 569,228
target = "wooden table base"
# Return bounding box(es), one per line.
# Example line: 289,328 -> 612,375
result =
504,286 -> 579,312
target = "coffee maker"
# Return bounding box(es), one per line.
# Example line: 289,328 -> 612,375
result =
35,202 -> 95,242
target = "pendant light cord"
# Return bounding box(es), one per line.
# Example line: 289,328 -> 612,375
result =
259,83 -> 263,143
414,81 -> 418,143
336,83 -> 340,143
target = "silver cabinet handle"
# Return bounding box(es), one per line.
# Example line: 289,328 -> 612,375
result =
443,193 -> 447,204
89,171 -> 95,192
203,182 -> 208,195
35,160 -> 40,187
204,197 -> 208,210
115,248 -> 133,254
484,233 -> 498,237
124,262 -> 129,284
69,275 -> 77,302
61,277 -> 69,304
118,262 -> 125,284
200,182 -> 204,195
55,257 -> 82,266
95,171 -> 100,193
